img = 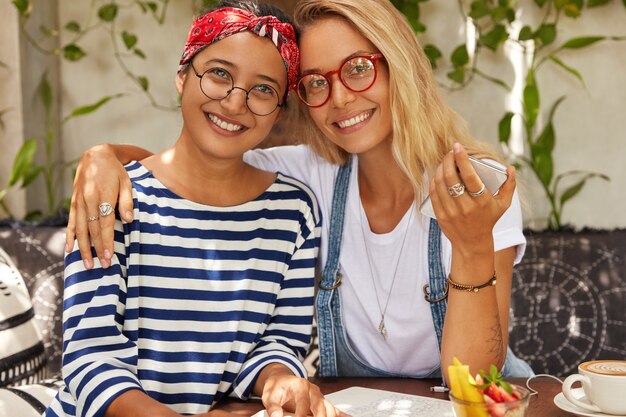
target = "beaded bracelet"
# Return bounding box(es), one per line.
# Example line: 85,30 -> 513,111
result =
447,272 -> 496,293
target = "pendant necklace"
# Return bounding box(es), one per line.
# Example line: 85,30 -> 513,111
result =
359,202 -> 414,341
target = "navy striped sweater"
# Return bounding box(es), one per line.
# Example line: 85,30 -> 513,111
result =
46,162 -> 321,417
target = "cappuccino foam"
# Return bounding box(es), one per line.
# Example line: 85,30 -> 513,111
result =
580,360 -> 626,376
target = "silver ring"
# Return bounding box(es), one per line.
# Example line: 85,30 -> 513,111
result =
469,183 -> 486,197
99,202 -> 113,217
447,183 -> 465,198
87,215 -> 99,222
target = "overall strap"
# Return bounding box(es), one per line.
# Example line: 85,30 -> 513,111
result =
316,159 -> 353,377
427,218 -> 448,349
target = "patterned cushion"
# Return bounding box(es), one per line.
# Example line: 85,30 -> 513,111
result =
509,229 -> 626,376
0,375 -> 63,416
0,225 -> 65,376
0,247 -> 47,387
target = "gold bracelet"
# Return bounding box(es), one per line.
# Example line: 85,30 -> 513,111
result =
447,272 -> 496,293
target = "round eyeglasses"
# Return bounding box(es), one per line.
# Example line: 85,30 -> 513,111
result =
296,54 -> 384,108
190,63 -> 283,116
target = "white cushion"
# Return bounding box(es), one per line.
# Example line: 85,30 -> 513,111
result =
0,247 -> 47,387
0,375 -> 63,417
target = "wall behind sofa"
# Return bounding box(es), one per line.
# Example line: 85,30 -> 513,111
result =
1,0 -> 625,228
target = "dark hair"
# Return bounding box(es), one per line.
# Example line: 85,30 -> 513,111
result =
198,0 -> 298,104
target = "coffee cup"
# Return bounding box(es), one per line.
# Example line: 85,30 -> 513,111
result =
562,360 -> 626,415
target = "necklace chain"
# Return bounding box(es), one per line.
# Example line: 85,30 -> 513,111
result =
359,202 -> 414,341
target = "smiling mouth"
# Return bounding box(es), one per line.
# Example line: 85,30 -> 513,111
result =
335,110 -> 373,129
207,113 -> 245,132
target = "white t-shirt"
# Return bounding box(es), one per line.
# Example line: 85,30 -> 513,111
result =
244,145 -> 526,375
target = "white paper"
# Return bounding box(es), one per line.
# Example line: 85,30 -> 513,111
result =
251,386 -> 454,417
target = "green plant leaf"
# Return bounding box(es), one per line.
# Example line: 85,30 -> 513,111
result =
63,44 -> 87,61
588,0 -> 611,6
138,76 -> 149,91
534,123 -> 555,153
450,45 -> 469,67
9,139 -> 37,187
563,3 -> 582,17
534,0 -> 548,6
557,172 -> 610,211
146,1 -> 158,13
469,0 -> 490,19
408,18 -> 426,33
447,68 -> 466,84
531,147 -> 553,187
559,179 -> 586,207
490,6 -> 514,23
401,1 -> 420,20
133,48 -> 146,59
24,210 -> 43,221
64,94 -> 124,122
534,96 -> 565,152
98,4 -> 119,22
122,31 -> 138,50
523,72 -> 539,129
498,112 -> 514,144
548,55 -> 584,84
423,44 -> 442,69
560,36 -> 605,49
21,165 -> 42,188
480,24 -> 508,51
65,21 -> 81,33
537,23 -> 556,46
0,108 -> 10,131
518,25 -> 533,41
38,72 -> 52,113
12,0 -> 30,17
39,25 -> 57,37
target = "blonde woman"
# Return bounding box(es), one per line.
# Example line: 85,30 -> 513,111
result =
66,0 -> 533,383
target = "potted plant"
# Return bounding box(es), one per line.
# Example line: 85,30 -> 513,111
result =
390,0 -> 626,376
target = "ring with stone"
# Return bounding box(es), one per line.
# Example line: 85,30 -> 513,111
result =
88,215 -> 99,222
99,202 -> 113,217
447,183 -> 466,198
469,183 -> 486,197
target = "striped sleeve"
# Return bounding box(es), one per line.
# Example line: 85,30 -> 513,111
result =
230,193 -> 321,399
61,220 -> 142,417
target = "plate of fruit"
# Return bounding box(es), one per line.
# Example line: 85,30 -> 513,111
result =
448,357 -> 531,417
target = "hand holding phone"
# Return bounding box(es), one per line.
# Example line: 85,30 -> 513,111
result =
419,156 -> 508,219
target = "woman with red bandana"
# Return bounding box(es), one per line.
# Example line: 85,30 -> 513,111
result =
66,0 -> 533,392
46,2 -> 339,417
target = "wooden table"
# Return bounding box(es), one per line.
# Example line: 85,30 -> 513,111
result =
217,376 -> 570,416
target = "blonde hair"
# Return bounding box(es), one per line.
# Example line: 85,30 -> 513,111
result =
294,0 -> 502,202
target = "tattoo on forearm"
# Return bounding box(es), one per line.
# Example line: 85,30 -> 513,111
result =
488,311 -> 505,365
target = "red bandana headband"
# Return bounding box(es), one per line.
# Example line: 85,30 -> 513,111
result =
180,7 -> 300,92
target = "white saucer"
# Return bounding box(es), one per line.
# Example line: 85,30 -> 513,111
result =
554,388 -> 626,417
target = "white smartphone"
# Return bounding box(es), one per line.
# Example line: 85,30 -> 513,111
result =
419,156 -> 508,219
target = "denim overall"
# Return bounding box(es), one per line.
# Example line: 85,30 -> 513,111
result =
316,159 -> 534,378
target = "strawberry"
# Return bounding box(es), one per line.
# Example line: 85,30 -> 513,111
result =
484,383 -> 504,403
498,385 -> 516,403
475,365 -> 518,404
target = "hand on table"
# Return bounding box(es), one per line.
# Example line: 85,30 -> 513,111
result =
257,365 -> 346,417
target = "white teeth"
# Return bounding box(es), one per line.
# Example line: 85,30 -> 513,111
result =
208,113 -> 244,132
337,111 -> 371,128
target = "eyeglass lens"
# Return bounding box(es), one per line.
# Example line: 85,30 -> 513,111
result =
198,67 -> 280,116
297,56 -> 377,107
